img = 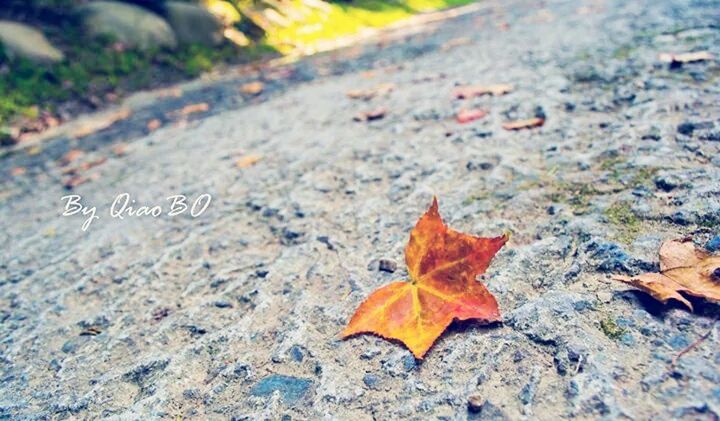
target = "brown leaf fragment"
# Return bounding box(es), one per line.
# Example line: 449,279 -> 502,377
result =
10,167 -> 26,176
663,257 -> 720,302
60,149 -> 84,166
346,83 -> 395,100
146,118 -> 162,132
440,37 -> 472,51
613,239 -> 720,310
72,108 -> 131,138
112,143 -> 128,157
456,108 -> 487,124
177,102 -> 210,116
62,157 -> 108,175
659,51 -> 714,64
236,154 -> 263,168
614,273 -> 693,311
240,81 -> 265,95
659,238 -> 708,271
453,84 -> 513,99
63,175 -> 90,189
80,326 -> 102,336
353,107 -> 387,122
502,118 -> 545,130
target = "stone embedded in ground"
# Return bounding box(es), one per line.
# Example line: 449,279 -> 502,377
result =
164,2 -> 224,47
81,1 -> 177,50
250,374 -> 313,403
0,21 -> 64,63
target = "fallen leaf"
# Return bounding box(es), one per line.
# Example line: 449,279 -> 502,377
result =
453,84 -> 513,99
346,83 -> 395,100
62,157 -> 108,175
240,81 -> 264,95
236,154 -> 263,168
60,149 -> 84,166
63,175 -> 89,190
146,119 -> 162,132
440,37 -> 472,51
72,108 -> 131,138
80,326 -> 102,336
658,51 -> 714,64
456,108 -> 488,124
502,118 -> 545,130
353,108 -> 387,122
176,102 -> 210,116
343,197 -> 508,359
112,143 -> 128,156
10,167 -> 26,176
614,273 -> 694,310
613,239 -> 720,310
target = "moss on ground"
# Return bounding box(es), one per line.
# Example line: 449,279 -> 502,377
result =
605,201 -> 641,244
599,317 -> 626,340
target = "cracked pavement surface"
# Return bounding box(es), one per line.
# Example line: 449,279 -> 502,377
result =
1,0 -> 720,419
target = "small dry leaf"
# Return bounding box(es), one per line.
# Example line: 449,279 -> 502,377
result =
658,51 -> 714,64
80,326 -> 102,336
346,83 -> 395,100
456,108 -> 488,124
72,108 -> 131,138
453,84 -> 513,99
112,143 -> 128,157
343,197 -> 508,359
177,102 -> 210,116
240,81 -> 265,95
62,157 -> 108,175
353,107 -> 387,122
440,37 -> 472,51
60,149 -> 84,166
10,167 -> 26,176
63,175 -> 89,189
502,118 -> 545,130
236,154 -> 263,168
146,119 -> 162,132
613,239 -> 720,310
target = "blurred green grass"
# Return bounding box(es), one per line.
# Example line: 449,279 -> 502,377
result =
0,0 -> 473,129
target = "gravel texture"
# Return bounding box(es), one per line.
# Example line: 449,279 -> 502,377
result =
1,0 -> 720,419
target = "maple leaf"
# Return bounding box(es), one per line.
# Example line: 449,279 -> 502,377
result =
613,239 -> 720,311
343,197 -> 508,359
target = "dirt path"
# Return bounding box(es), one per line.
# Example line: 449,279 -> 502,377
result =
1,0 -> 719,419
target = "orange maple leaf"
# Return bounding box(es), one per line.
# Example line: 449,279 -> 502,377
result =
342,197 -> 508,359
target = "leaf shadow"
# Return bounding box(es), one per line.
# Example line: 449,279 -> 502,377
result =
622,290 -> 720,319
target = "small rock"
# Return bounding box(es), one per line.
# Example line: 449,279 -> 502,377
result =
289,345 -> 304,362
466,161 -> 495,171
164,2 -> 224,46
467,394 -> 484,413
81,1 -> 177,50
362,373 -> 381,389
0,21 -> 64,63
654,174 -> 683,192
677,122 -> 695,136
378,259 -> 397,273
250,374 -> 312,403
705,235 -> 720,252
214,300 -> 232,308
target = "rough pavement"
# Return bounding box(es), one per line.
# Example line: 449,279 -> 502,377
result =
2,0 -> 720,419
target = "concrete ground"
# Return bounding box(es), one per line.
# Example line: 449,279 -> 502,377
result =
1,0 -> 719,419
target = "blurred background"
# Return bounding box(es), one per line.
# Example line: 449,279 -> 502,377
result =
0,0 -> 468,143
